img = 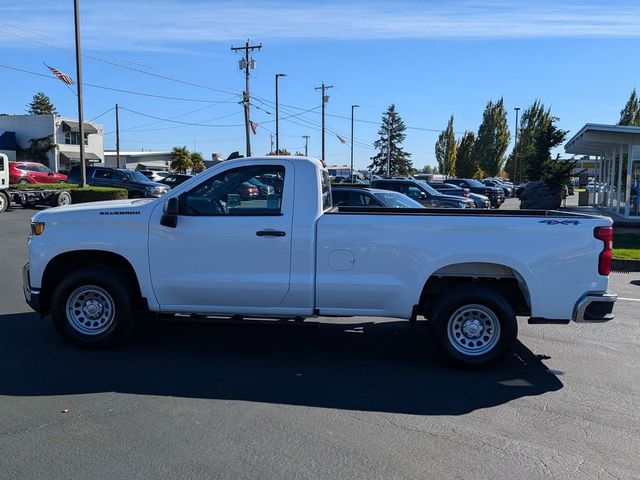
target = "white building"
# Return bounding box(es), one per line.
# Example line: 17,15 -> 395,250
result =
0,114 -> 104,172
103,150 -> 172,170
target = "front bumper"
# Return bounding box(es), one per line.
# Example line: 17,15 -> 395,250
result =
573,293 -> 617,322
23,263 -> 41,313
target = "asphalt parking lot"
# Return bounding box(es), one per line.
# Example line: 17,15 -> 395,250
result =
1,206 -> 639,479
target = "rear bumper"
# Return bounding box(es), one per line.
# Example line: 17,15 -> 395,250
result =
23,263 -> 41,313
573,293 -> 617,323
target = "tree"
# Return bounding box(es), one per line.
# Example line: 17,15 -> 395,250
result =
618,88 -> 640,126
513,100 -> 568,181
455,131 -> 476,178
369,104 -> 412,175
190,152 -> 206,173
170,146 -> 193,173
266,148 -> 291,156
435,115 -> 456,176
420,165 -> 437,174
473,98 -> 510,176
26,92 -> 58,115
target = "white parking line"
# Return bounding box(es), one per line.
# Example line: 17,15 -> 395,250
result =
618,297 -> 640,302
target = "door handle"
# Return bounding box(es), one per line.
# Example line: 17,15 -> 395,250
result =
256,230 -> 286,237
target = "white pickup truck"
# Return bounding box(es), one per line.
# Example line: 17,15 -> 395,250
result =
23,157 -> 617,368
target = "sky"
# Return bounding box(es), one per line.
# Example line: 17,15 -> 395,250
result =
1,0 -> 640,170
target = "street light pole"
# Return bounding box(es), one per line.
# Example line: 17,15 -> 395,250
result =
514,107 -> 520,183
275,73 -> 287,154
350,104 -> 359,181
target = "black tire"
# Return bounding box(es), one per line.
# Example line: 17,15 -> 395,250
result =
429,285 -> 517,369
50,266 -> 139,347
18,179 -> 29,185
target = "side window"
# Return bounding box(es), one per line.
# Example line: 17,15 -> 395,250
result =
93,169 -> 112,179
321,169 -> 332,211
181,165 -> 285,216
112,172 -> 127,182
332,190 -> 348,206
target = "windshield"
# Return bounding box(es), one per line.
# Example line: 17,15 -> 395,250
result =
415,180 -> 440,196
465,179 -> 485,188
125,170 -> 152,183
374,191 -> 424,208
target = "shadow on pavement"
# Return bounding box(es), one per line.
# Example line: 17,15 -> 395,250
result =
0,312 -> 562,415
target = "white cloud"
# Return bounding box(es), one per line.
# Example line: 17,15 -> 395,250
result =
2,0 -> 640,52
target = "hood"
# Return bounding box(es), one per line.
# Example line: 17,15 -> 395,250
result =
32,198 -> 155,221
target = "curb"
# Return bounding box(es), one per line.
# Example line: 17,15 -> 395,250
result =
612,258 -> 640,272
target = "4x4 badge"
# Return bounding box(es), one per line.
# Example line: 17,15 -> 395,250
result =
539,220 -> 581,225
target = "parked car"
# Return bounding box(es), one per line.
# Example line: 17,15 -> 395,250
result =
236,182 -> 259,200
159,174 -> 193,189
332,186 -> 425,208
138,170 -> 170,182
445,178 -> 505,208
67,166 -> 169,198
483,179 -> 513,197
9,161 -> 67,185
371,179 -> 475,208
25,156 -> 617,369
429,183 -> 491,209
247,177 -> 275,198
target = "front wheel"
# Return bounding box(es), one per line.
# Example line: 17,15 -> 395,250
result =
50,266 -> 139,347
429,285 -> 517,369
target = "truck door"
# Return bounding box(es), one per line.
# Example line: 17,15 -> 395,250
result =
148,161 -> 293,311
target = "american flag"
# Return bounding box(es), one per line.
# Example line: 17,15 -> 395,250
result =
250,121 -> 258,135
45,64 -> 74,85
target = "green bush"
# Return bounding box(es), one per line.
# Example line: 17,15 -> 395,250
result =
10,183 -> 80,190
71,187 -> 128,203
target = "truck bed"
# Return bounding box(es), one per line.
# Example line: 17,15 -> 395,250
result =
332,206 -> 600,218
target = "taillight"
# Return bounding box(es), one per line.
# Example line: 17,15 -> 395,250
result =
594,226 -> 613,275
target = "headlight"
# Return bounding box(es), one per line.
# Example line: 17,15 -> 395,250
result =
30,221 -> 45,235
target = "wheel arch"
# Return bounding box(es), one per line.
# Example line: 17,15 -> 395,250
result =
418,262 -> 531,319
40,250 -> 143,315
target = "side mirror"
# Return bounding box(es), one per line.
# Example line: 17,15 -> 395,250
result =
161,197 -> 178,228
48,172 -> 54,176
420,191 -> 427,199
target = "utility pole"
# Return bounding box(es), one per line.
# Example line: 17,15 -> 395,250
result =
270,134 -> 274,154
513,107 -> 520,183
315,83 -> 333,161
73,0 -> 86,187
275,73 -> 286,154
303,135 -> 310,156
351,105 -> 359,181
115,103 -> 120,168
231,39 -> 261,157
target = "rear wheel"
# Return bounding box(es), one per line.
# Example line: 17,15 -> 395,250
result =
18,179 -> 29,185
56,191 -> 72,206
0,191 -> 8,213
429,285 -> 517,369
51,266 -> 139,347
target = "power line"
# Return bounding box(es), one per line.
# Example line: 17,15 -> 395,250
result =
118,106 -> 244,128
0,63 -> 239,103
88,106 -> 114,122
0,27 -> 242,97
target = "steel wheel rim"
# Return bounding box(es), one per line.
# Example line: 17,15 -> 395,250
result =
59,194 -> 71,206
0,194 -> 6,210
447,304 -> 501,356
65,285 -> 115,335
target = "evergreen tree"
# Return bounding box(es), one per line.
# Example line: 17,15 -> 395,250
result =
473,98 -> 511,176
26,92 -> 58,115
369,105 -> 412,175
618,88 -> 640,126
455,131 -> 477,178
512,100 -> 568,181
435,115 -> 457,175
170,146 -> 193,173
190,152 -> 206,173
